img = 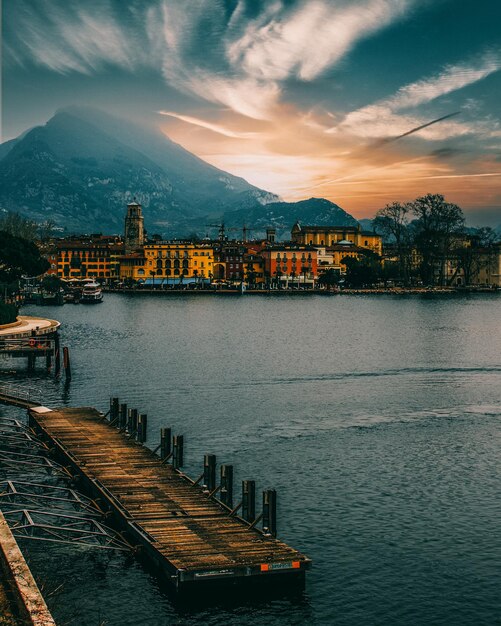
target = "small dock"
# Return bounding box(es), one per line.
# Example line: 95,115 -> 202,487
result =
0,316 -> 63,375
28,405 -> 311,590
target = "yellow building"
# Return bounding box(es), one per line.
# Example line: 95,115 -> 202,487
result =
125,242 -> 216,285
243,252 -> 265,285
291,223 -> 382,256
55,237 -> 124,280
119,253 -> 147,281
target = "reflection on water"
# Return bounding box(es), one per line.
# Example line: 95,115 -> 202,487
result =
1,293 -> 500,625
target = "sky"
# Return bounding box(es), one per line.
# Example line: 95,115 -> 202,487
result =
2,0 -> 501,224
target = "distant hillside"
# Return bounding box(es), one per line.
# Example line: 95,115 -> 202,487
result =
0,106 -> 359,238
220,197 -> 358,240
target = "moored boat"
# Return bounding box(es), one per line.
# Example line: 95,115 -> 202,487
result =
80,282 -> 103,304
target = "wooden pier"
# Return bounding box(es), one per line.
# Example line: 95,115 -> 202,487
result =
28,405 -> 311,591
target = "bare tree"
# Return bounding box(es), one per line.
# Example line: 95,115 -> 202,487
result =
373,202 -> 411,285
409,194 -> 465,286
454,227 -> 497,285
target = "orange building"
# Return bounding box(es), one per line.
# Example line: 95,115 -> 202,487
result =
260,245 -> 318,286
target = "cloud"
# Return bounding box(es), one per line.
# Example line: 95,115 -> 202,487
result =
227,0 -> 415,82
4,0 -> 149,74
5,0 -> 421,118
336,51 -> 501,140
157,111 -> 257,138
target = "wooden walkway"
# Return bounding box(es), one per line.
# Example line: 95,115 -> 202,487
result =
28,406 -> 310,589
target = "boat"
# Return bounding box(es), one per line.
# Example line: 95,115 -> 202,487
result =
80,282 -> 103,304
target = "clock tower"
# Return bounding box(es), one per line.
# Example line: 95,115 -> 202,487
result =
124,200 -> 145,253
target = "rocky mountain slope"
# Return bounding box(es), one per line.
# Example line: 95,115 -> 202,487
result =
0,107 -> 358,238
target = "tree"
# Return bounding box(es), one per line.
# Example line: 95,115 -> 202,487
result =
0,212 -> 38,241
409,194 -> 465,286
0,230 -> 49,286
41,275 -> 63,293
454,227 -> 498,285
342,254 -> 381,288
373,202 -> 411,285
317,268 -> 340,290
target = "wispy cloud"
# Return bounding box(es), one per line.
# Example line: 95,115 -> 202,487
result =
227,0 -> 415,82
337,51 -> 501,140
4,0 -> 149,74
157,111 -> 257,139
5,0 -> 420,118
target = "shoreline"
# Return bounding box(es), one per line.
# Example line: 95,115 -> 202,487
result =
103,287 -> 499,297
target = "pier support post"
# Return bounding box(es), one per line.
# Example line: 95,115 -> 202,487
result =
63,347 -> 71,381
27,331 -> 36,372
110,398 -> 119,423
172,435 -> 184,469
220,464 -> 233,508
242,480 -> 256,523
138,414 -> 147,443
128,409 -> 138,435
203,455 -> 216,493
119,403 -> 128,429
262,489 -> 277,537
160,428 -> 171,460
54,333 -> 61,377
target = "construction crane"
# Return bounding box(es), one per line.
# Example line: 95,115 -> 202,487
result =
205,222 -> 242,241
242,224 -> 255,242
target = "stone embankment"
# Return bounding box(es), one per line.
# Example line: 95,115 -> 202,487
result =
0,512 -> 56,625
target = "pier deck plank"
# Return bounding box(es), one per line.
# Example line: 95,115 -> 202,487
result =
29,407 -> 310,585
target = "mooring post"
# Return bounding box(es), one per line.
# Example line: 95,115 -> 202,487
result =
220,464 -> 233,508
27,330 -> 36,371
63,347 -> 71,381
129,409 -> 138,435
119,403 -> 128,429
46,340 -> 52,371
54,332 -> 61,377
262,489 -> 277,537
110,397 -> 119,423
172,435 -> 184,469
160,428 -> 171,460
203,455 -> 216,493
138,414 -> 147,443
242,480 -> 256,523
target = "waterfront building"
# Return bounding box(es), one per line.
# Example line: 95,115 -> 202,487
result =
242,251 -> 266,286
140,242 -> 215,285
213,243 -> 246,281
119,252 -> 148,282
476,244 -> 501,286
53,236 -> 124,280
260,245 -> 318,287
291,222 -> 382,255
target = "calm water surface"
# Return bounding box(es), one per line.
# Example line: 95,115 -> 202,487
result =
1,293 -> 500,625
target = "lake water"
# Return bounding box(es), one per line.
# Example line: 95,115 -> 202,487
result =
2,293 -> 500,625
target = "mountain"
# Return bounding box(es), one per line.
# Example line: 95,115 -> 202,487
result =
0,107 -> 277,234
219,197 -> 358,240
0,107 -> 358,237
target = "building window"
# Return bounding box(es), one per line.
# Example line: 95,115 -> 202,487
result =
174,268 -> 180,275
182,260 -> 189,268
